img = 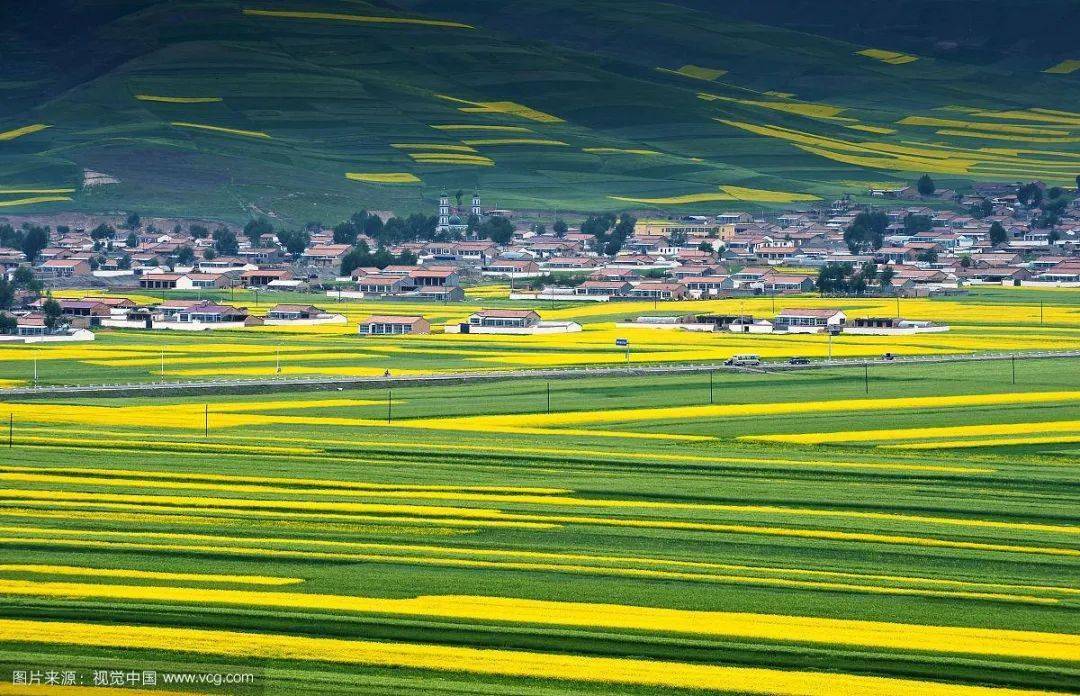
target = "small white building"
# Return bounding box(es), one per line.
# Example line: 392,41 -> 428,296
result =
446,309 -> 581,334
773,309 -> 846,334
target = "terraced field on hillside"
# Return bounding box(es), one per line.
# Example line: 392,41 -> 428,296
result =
1,0 -> 1077,221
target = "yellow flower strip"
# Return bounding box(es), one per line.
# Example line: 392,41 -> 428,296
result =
8,436 -> 318,456
0,124 -> 50,141
1,490 -> 1076,556
720,185 -> 820,202
346,172 -> 420,183
0,196 -> 71,207
1,420 -> 997,476
430,124 -> 533,132
858,49 -> 919,64
0,564 -> 302,586
171,122 -> 271,139
167,432 -> 996,474
8,510 -> 1070,598
1,583 -> 1076,660
885,435 -> 1080,449
611,192 -> 735,204
5,471 -> 1072,536
135,95 -> 222,103
0,535 -> 1062,605
0,493 -> 523,523
0,464 -> 569,495
84,349 -> 371,366
0,500 -> 550,530
1044,60 -> 1080,74
582,147 -> 661,155
242,8 -> 474,29
0,188 -> 74,194
897,116 -> 1072,136
391,143 -> 477,152
0,618 -> 1069,695
406,391 -> 1080,431
743,419 -> 1080,445
461,138 -> 568,146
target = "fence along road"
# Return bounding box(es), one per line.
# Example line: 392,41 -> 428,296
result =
0,350 -> 1076,400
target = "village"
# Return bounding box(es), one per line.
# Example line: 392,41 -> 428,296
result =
0,180 -> 1077,343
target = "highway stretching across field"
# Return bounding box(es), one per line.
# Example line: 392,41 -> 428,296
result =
0,350 -> 1077,400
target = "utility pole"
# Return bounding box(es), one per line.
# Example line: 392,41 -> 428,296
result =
275,343 -> 282,374
160,346 -> 165,381
8,414 -> 12,448
32,358 -> 37,386
827,332 -> 833,362
895,295 -> 900,318
709,371 -> 714,404
1012,355 -> 1016,385
1040,300 -> 1044,325
546,382 -> 551,413
204,404 -> 209,437
864,363 -> 869,394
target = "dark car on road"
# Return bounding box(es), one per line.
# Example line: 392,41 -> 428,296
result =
788,357 -> 811,365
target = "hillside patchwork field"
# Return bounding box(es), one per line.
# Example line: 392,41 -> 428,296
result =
0,0 -> 1078,222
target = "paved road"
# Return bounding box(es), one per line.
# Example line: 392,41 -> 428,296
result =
1,350 -> 1076,400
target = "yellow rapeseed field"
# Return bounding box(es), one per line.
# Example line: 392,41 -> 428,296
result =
897,116 -> 1074,136
462,138 -> 569,146
6,468 -> 1067,536
0,196 -> 72,207
1043,60 -> 1080,74
885,435 -> 1080,450
657,65 -> 727,80
846,124 -> 897,134
411,391 -> 1080,432
430,124 -> 533,132
0,618 -> 1068,695
745,419 -> 1080,445
391,143 -> 478,152
858,48 -> 919,64
0,564 -> 303,585
346,172 -> 421,183
0,583 -> 1075,660
3,533 -> 1069,596
0,124 -> 50,141
171,122 -> 271,139
0,188 -> 75,194
719,185 -> 821,202
582,147 -> 661,155
407,153 -> 495,166
436,95 -> 564,123
135,95 -> 222,103
610,192 -> 736,204
242,8 -> 473,29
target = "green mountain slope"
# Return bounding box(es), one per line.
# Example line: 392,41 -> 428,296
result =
1,0 -> 1077,222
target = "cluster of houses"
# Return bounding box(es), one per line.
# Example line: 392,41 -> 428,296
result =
3,181 -> 1077,312
20,296 -> 345,334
